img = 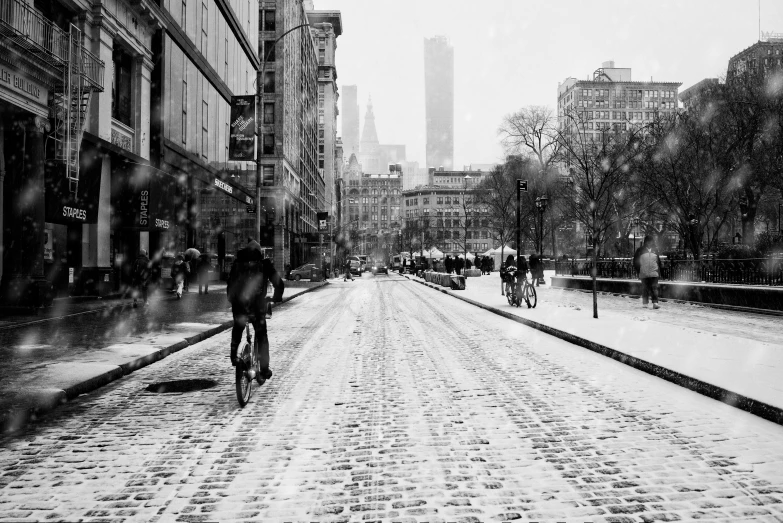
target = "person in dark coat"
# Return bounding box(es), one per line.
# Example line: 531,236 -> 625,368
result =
529,252 -> 541,287
131,248 -> 151,308
343,257 -> 354,281
401,258 -> 406,274
455,255 -> 464,275
171,254 -> 186,299
197,254 -> 212,294
445,255 -> 453,274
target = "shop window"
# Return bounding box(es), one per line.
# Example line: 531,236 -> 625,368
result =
112,47 -> 133,127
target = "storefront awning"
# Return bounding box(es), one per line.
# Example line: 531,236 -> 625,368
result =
44,141 -> 102,225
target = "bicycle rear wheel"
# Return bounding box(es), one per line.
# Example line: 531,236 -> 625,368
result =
235,342 -> 253,407
524,283 -> 537,308
505,282 -> 514,305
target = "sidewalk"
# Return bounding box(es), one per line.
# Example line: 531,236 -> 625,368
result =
407,270 -> 783,425
0,281 -> 327,434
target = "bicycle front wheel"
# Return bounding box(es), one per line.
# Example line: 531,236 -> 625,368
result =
235,342 -> 253,407
524,283 -> 537,308
505,282 -> 514,305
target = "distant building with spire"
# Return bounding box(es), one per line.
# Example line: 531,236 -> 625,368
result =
359,97 -> 381,173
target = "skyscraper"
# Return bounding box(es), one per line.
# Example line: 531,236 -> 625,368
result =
424,36 -> 454,170
342,85 -> 361,159
359,97 -> 381,173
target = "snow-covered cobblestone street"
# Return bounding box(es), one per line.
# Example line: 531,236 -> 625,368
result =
1,274 -> 782,522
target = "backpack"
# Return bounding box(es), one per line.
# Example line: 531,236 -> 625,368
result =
227,248 -> 266,305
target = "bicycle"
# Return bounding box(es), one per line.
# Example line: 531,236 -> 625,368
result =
235,312 -> 268,407
505,270 -> 537,309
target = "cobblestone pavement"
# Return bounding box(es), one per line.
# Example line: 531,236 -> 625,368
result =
1,273 -> 783,522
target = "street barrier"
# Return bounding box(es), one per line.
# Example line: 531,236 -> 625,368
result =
423,271 -> 467,289
464,269 -> 481,277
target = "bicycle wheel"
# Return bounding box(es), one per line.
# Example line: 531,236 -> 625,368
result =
505,282 -> 514,305
235,342 -> 252,407
524,283 -> 537,308
254,337 -> 266,386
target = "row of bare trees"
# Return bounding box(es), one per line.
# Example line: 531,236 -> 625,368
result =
487,69 -> 783,317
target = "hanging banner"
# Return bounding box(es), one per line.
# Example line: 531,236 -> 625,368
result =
45,143 -> 102,225
229,95 -> 256,161
317,211 -> 329,231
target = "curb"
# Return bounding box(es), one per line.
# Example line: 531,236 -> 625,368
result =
404,275 -> 783,427
0,282 -> 328,435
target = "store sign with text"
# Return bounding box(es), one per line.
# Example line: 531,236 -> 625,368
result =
229,95 -> 256,161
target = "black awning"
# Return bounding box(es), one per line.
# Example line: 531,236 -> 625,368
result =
45,141 -> 102,225
111,160 -> 184,232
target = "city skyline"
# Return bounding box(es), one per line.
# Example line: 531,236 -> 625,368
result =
315,0 -> 783,169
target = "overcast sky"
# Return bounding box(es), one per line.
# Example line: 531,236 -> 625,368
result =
313,0 -> 783,169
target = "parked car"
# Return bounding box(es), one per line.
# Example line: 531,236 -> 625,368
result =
372,262 -> 388,275
289,263 -> 317,281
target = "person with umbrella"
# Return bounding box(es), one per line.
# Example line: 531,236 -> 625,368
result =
184,247 -> 200,293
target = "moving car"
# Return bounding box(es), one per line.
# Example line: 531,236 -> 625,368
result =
289,263 -> 317,280
372,262 -> 388,275
346,256 -> 362,275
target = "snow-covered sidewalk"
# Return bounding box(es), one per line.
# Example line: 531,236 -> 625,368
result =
408,270 -> 783,423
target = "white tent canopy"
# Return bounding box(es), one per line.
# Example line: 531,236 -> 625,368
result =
480,245 -> 517,270
420,247 -> 444,260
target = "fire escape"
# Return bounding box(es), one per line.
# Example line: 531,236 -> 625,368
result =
0,0 -> 105,194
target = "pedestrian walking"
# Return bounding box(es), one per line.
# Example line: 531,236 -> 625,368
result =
455,255 -> 464,275
529,252 -> 541,287
401,258 -> 406,274
197,254 -> 212,294
131,248 -> 151,308
343,257 -> 354,281
171,254 -> 186,299
634,235 -> 662,309
445,255 -> 453,274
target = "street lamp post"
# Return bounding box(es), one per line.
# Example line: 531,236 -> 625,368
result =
463,175 -> 472,268
535,195 -> 549,255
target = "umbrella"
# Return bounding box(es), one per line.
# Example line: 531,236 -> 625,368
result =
184,247 -> 201,261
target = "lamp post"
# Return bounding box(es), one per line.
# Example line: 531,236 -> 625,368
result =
535,195 -> 549,254
463,175 -> 472,268
632,217 -> 641,255
256,22 -> 312,247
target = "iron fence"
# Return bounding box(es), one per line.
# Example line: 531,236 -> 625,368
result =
555,257 -> 783,286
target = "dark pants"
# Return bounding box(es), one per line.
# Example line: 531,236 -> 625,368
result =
641,277 -> 659,305
198,273 -> 209,294
232,309 -> 270,371
132,282 -> 148,303
344,269 -> 353,280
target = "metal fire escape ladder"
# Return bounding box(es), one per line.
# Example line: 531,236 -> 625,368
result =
50,25 -> 94,195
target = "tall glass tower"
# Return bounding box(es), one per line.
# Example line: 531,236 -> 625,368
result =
424,36 -> 454,170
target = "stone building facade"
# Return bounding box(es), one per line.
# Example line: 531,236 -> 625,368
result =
0,0 -> 166,304
257,0 -> 319,269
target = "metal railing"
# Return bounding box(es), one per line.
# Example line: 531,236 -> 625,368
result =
0,0 -> 69,64
79,45 -> 104,90
555,257 -> 783,286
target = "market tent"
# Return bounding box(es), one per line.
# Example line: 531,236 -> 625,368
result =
483,246 -> 517,269
421,247 -> 444,259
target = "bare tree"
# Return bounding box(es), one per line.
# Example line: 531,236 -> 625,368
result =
499,106 -> 562,169
555,109 -> 647,318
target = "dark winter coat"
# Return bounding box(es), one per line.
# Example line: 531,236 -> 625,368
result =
227,241 -> 284,311
132,254 -> 151,287
445,256 -> 453,273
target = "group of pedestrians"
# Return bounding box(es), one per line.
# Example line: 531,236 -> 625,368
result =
478,256 -> 494,275
130,249 -> 213,307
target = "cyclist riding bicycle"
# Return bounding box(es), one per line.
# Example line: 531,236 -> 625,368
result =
227,240 -> 284,378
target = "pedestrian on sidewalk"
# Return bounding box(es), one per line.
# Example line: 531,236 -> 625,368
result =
343,257 -> 354,281
455,255 -> 464,275
635,235 -> 662,309
172,254 -> 186,299
197,254 -> 212,294
131,249 -> 151,308
445,255 -> 453,274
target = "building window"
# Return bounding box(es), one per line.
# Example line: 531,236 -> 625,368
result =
111,47 -> 133,126
318,49 -> 325,62
263,103 -> 274,124
201,100 -> 208,158
263,10 -> 275,31
263,134 -> 274,154
263,40 -> 275,61
201,3 -> 207,55
181,61 -> 188,144
264,72 -> 275,93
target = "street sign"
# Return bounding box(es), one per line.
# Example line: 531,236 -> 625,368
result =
246,206 -> 256,213
517,180 -> 528,192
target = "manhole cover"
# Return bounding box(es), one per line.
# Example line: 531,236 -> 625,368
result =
146,379 -> 218,393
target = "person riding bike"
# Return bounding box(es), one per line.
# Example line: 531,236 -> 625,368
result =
227,240 -> 284,378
